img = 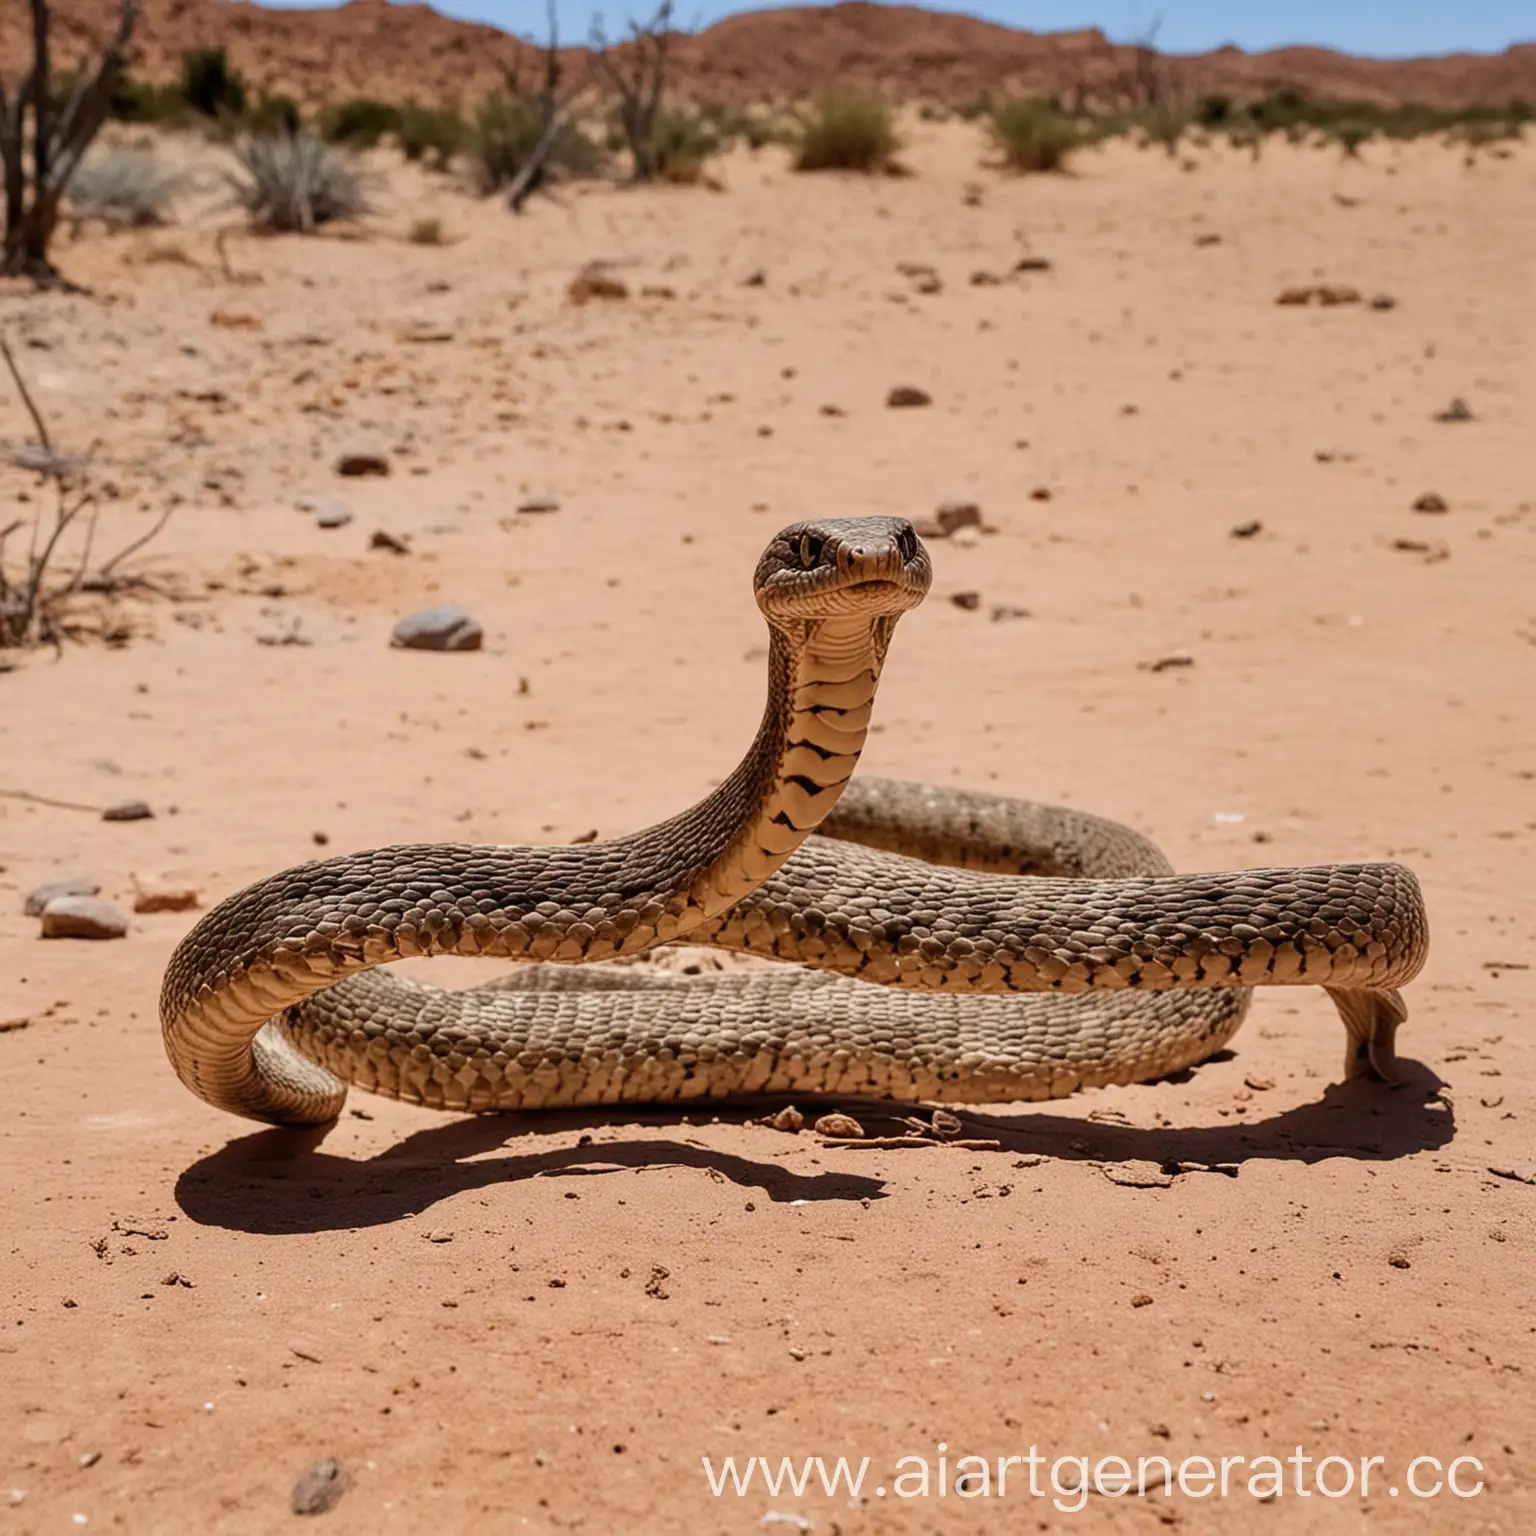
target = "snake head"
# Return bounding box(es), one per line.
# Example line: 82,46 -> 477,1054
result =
754,516 -> 932,624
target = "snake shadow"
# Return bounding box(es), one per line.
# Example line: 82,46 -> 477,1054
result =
174,1054 -> 1453,1236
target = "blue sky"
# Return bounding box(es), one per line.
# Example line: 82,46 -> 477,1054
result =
261,0 -> 1533,59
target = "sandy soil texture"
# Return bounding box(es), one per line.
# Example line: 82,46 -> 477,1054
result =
1,124 -> 1533,1533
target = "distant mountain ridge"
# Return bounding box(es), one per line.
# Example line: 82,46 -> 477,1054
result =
4,0 -> 1532,109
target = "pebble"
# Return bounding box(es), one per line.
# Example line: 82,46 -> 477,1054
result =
934,499 -> 983,535
1433,397 -> 1473,423
813,1113 -> 866,1139
517,495 -> 561,514
314,501 -> 353,529
885,385 -> 932,408
391,605 -> 483,652
23,878 -> 99,917
102,799 -> 153,822
335,449 -> 390,477
949,591 -> 981,611
40,896 -> 129,940
369,529 -> 410,553
1230,518 -> 1263,538
568,269 -> 628,303
1413,492 -> 1448,513
291,1458 -> 346,1516
132,885 -> 200,914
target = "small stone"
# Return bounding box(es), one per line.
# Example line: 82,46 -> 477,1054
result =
741,269 -> 766,287
1029,486 -> 1052,501
1013,256 -> 1052,272
933,500 -> 983,536
424,1229 -> 454,1243
102,799 -> 153,822
1433,397 -> 1474,423
1105,1162 -> 1176,1189
312,831 -> 330,846
1244,1075 -> 1275,1091
990,604 -> 1031,622
950,591 -> 981,612
314,501 -> 352,529
40,896 -> 129,940
335,450 -> 390,477
969,269 -> 1001,285
569,268 -> 628,303
369,529 -> 410,554
1388,1255 -> 1411,1270
1413,492 -> 1448,513
765,1105 -> 804,1133
1131,1293 -> 1155,1307
640,284 -> 676,299
517,495 -> 561,514
1275,286 -> 1313,306
813,1113 -> 866,1139
1141,652 -> 1195,673
132,885 -> 199,915
1193,232 -> 1222,247
391,605 -> 483,653
23,878 -> 99,917
1229,519 -> 1263,538
886,385 -> 932,409
1368,293 -> 1398,310
291,1458 -> 346,1516
1316,285 -> 1361,306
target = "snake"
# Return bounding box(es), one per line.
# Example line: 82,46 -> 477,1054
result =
160,517 -> 1428,1126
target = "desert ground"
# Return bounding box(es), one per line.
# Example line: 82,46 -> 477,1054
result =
2,121 -> 1533,1532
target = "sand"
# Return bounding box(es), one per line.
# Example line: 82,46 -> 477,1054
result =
1,122 -> 1533,1532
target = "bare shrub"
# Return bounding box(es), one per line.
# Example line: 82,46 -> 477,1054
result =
66,148 -> 182,228
227,132 -> 369,233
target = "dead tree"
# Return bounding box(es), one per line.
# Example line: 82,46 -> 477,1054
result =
590,0 -> 674,183
1,0 -> 139,281
501,0 -> 591,213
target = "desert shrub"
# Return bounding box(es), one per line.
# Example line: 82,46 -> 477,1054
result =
228,132 -> 369,232
1333,119 -> 1374,157
468,99 -> 602,193
181,47 -> 246,121
109,75 -> 190,125
987,98 -> 1080,172
793,94 -> 897,173
407,216 -> 446,245
1138,103 -> 1189,155
322,97 -> 402,148
65,149 -> 182,228
1194,92 -> 1233,128
648,110 -> 720,183
245,93 -> 302,137
397,102 -> 469,167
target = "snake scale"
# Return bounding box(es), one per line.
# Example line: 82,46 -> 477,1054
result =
160,517 -> 1428,1125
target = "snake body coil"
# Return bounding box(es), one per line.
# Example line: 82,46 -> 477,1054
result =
161,518 -> 1427,1125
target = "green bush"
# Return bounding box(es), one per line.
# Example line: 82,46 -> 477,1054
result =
322,97 -> 402,148
228,132 -> 369,232
397,102 -> 469,167
109,76 -> 190,124
245,93 -> 302,138
987,98 -> 1080,172
181,47 -> 246,121
1138,103 -> 1189,156
468,100 -> 603,193
793,94 -> 898,173
1194,93 -> 1233,128
649,110 -> 720,183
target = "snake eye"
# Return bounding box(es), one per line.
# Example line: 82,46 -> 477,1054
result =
896,524 -> 918,562
797,532 -> 824,569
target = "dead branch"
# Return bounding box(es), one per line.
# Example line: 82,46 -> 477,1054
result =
590,0 -> 675,183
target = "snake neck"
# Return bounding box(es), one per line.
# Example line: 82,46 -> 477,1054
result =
660,614 -> 895,925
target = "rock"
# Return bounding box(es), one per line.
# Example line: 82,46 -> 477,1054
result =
950,591 -> 981,611
949,525 -> 981,549
1140,652 -> 1195,673
765,1105 -> 804,1133
1275,286 -> 1312,305
40,896 -> 129,940
132,885 -> 199,914
314,501 -> 352,529
934,500 -> 983,536
1317,285 -> 1361,306
102,799 -> 153,822
335,450 -> 390,477
1413,492 -> 1448,513
1013,256 -> 1052,272
569,268 -> 628,303
1368,293 -> 1398,310
1433,397 -> 1474,423
391,605 -> 483,653
1230,519 -> 1263,538
1029,486 -> 1052,501
741,269 -> 766,287
813,1113 -> 866,1139
516,495 -> 561,514
369,529 -> 410,554
23,877 -> 99,917
291,1459 -> 346,1516
886,385 -> 932,409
